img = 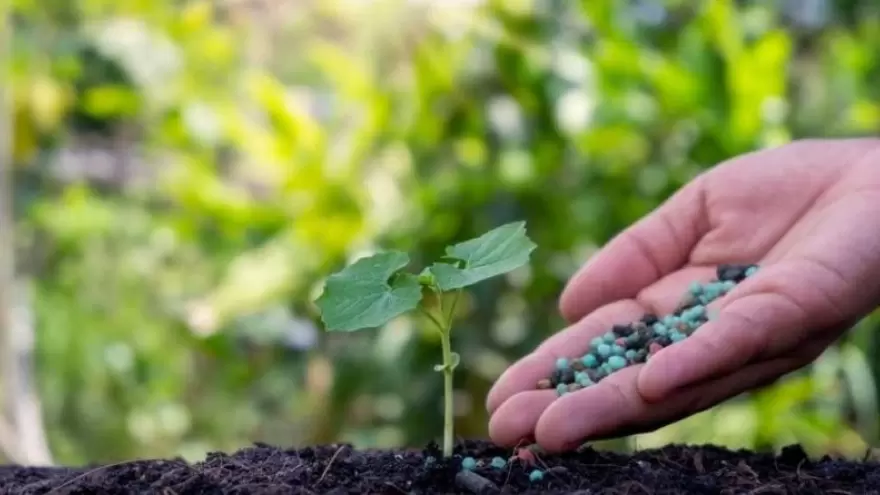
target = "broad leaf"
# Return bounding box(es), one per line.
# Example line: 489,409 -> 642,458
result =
316,251 -> 423,331
429,221 -> 536,291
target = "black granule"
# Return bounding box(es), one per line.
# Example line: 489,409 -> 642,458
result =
559,368 -> 575,384
612,324 -> 634,336
717,263 -> 751,282
635,349 -> 648,363
550,369 -> 564,387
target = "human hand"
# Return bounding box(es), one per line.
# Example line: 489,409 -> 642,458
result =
486,138 -> 880,452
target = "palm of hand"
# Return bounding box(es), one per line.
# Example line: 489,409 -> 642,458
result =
486,138 -> 880,452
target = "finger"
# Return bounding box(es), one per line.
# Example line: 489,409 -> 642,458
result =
532,334 -> 831,452
485,300 -> 644,415
590,347 -> 830,442
637,260 -> 851,401
559,181 -> 710,323
487,266 -> 728,438
488,390 -> 555,447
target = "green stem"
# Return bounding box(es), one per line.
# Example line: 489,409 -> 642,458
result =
420,289 -> 462,458
447,289 -> 462,323
439,328 -> 454,457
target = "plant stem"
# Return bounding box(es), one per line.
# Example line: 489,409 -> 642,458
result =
420,289 -> 462,458
447,289 -> 462,323
439,327 -> 454,457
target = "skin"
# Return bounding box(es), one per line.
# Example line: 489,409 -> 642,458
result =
486,138 -> 880,453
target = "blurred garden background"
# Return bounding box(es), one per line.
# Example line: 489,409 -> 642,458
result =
2,0 -> 880,466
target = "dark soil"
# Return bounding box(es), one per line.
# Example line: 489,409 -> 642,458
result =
2,440 -> 880,494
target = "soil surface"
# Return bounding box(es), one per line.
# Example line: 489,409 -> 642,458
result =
2,440 -> 879,494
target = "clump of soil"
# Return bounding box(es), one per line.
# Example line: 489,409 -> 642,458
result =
2,440 -> 878,494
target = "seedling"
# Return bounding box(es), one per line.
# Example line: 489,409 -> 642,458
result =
315,221 -> 536,457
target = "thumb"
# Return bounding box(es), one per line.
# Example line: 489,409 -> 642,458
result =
559,180 -> 709,323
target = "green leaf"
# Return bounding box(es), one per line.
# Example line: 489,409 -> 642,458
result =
428,221 -> 536,291
315,251 -> 423,332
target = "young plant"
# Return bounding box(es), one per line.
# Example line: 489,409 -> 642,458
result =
314,221 -> 536,457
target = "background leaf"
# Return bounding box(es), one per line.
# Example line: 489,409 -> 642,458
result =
8,0 -> 880,465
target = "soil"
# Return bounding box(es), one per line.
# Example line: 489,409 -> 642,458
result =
2,440 -> 879,494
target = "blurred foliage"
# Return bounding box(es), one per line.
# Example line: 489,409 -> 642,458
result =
6,0 -> 880,464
